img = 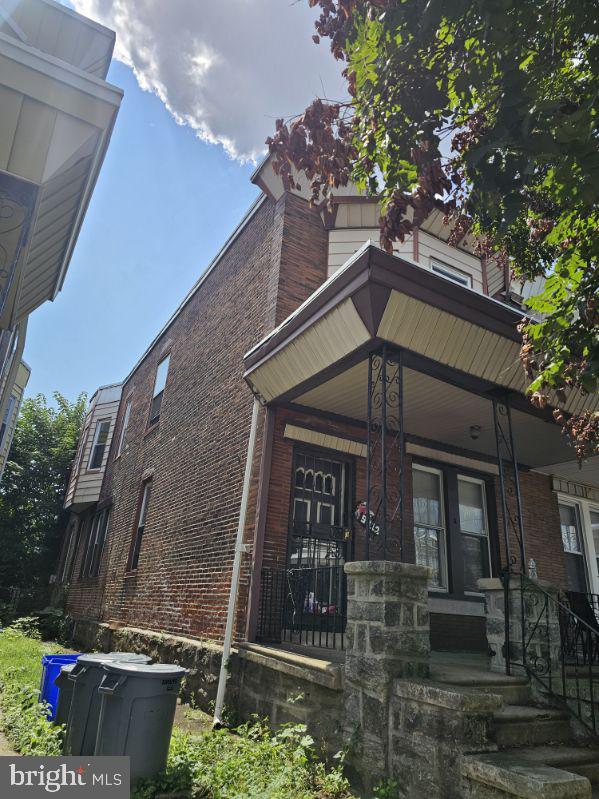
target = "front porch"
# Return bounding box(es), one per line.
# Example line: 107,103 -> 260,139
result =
243,244 -> 599,665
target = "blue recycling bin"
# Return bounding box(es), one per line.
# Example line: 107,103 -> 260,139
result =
40,654 -> 81,719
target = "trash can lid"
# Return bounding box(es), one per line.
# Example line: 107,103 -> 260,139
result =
60,663 -> 77,674
103,662 -> 186,679
77,652 -> 151,666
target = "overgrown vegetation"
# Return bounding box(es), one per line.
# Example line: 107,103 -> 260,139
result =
0,392 -> 87,614
133,721 -> 353,799
0,624 -> 67,755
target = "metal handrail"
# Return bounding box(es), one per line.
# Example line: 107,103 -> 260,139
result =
515,574 -> 599,735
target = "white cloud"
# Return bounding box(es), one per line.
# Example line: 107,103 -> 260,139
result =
72,0 -> 346,163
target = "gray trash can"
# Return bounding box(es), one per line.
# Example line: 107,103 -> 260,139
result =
53,663 -> 76,727
65,652 -> 152,756
95,662 -> 186,785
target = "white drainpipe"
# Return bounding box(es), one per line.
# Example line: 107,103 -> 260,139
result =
213,396 -> 260,727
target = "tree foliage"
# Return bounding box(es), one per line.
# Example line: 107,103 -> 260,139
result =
0,393 -> 86,604
268,0 -> 599,459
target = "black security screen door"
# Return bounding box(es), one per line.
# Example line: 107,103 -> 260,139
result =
289,450 -> 348,567
279,448 -> 352,646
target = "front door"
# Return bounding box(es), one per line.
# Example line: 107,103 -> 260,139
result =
285,448 -> 352,645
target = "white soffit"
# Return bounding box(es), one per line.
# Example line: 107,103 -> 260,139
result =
249,298 -> 370,403
378,290 -> 525,392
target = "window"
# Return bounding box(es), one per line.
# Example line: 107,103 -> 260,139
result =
128,480 -> 152,571
0,395 -> 16,450
88,419 -> 110,469
81,510 -> 110,578
458,476 -> 490,593
431,259 -> 473,288
60,520 -> 80,583
560,502 -> 588,593
148,355 -> 170,427
116,398 -> 132,457
413,465 -> 448,590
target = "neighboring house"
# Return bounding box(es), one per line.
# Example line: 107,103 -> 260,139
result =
0,0 -> 122,476
57,383 -> 122,588
0,359 -> 29,477
60,157 -> 599,795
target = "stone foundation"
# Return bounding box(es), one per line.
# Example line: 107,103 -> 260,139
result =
71,618 -> 222,709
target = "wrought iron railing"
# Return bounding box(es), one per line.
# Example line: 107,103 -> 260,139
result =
258,565 -> 347,650
516,575 -> 599,735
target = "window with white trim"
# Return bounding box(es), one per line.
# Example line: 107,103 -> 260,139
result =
148,355 -> 170,427
0,395 -> 16,450
431,258 -> 473,288
413,465 -> 448,590
88,419 -> 110,470
116,398 -> 132,457
458,475 -> 491,593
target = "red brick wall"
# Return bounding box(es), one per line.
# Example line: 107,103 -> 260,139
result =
65,193 -> 329,642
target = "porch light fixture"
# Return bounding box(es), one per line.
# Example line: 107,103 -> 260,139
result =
469,425 -> 482,440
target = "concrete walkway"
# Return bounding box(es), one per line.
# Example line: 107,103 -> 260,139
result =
0,728 -> 17,756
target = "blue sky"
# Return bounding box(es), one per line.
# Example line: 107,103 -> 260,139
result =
24,1 -> 344,403
25,62 -> 258,401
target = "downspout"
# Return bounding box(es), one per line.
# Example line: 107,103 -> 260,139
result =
213,396 -> 260,727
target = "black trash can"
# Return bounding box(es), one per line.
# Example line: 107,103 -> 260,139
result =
95,662 -> 186,785
64,652 -> 152,755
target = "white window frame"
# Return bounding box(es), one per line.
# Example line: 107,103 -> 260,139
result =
430,258 -> 473,288
0,394 -> 16,450
558,493 -> 598,594
457,473 -> 492,596
412,463 -> 449,592
148,354 -> 170,427
116,398 -> 132,458
87,418 -> 110,470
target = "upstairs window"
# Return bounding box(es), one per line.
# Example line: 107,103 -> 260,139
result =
431,259 -> 472,288
148,355 -> 170,428
0,395 -> 16,450
116,398 -> 132,457
127,479 -> 152,571
88,419 -> 110,470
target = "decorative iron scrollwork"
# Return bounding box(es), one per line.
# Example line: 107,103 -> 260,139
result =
366,345 -> 405,560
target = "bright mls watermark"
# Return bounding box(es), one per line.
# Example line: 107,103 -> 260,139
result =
0,757 -> 129,797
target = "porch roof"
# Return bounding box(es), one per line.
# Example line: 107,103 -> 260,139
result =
243,244 -> 599,485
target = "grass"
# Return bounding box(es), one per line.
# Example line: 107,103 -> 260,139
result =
0,623 -> 356,798
0,622 -> 68,755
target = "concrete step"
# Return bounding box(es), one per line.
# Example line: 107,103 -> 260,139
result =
493,705 -> 572,748
510,746 -> 599,784
432,663 -> 533,705
462,752 -> 591,798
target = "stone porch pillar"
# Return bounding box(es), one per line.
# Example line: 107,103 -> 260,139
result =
478,577 -> 561,677
343,560 -> 431,790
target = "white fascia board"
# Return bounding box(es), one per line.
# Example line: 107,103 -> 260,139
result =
0,31 -> 122,112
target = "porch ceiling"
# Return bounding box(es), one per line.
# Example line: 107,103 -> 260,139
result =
295,361 -> 599,484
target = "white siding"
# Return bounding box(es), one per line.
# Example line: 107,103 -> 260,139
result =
328,227 -> 413,276
65,383 -> 122,509
0,360 -> 30,477
328,225 -> 485,292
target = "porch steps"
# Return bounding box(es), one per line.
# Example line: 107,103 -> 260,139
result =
461,752 -> 591,798
431,654 -> 598,796
492,705 -> 572,748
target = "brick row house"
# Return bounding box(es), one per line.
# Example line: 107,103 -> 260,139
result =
57,156 -> 599,793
